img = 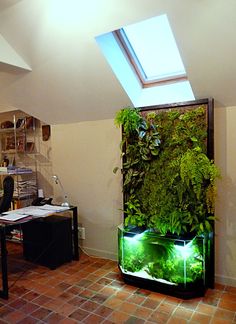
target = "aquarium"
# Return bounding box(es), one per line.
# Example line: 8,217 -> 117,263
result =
118,225 -> 209,298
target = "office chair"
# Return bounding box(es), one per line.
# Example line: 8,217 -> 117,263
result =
0,176 -> 14,214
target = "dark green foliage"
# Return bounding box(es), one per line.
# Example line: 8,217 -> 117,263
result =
123,253 -> 145,272
115,107 -> 161,198
137,119 -> 161,160
122,236 -> 146,272
115,104 -> 220,235
144,237 -> 204,284
124,195 -> 146,227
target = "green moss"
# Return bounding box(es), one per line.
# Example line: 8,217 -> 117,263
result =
115,105 -> 220,235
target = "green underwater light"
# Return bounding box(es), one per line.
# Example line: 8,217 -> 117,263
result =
124,231 -> 145,244
174,241 -> 193,259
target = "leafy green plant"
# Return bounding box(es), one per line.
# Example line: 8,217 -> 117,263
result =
145,236 -> 204,284
123,250 -> 145,273
114,107 -> 161,200
137,119 -> 161,160
180,147 -> 219,200
115,107 -> 141,135
124,196 -> 147,227
115,104 -> 220,236
179,147 -> 220,233
121,236 -> 146,272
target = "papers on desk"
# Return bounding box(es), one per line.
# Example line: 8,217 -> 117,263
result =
38,204 -> 70,212
1,205 -> 70,219
0,213 -> 30,222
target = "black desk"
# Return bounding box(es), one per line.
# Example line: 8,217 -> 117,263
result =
0,206 -> 79,299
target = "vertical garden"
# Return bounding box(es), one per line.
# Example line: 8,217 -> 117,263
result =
115,99 -> 220,298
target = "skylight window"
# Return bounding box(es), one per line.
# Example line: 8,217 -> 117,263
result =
95,14 -> 195,107
114,15 -> 187,87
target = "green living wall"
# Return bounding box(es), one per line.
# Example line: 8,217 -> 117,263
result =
115,101 -> 220,236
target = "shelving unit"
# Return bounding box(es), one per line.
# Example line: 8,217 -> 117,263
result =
0,114 -> 38,208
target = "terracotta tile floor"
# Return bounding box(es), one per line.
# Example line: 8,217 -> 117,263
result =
0,242 -> 235,323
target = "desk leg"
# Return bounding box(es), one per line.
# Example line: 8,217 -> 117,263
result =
0,227 -> 8,299
72,207 -> 79,260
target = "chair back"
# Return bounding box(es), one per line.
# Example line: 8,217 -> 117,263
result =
0,176 -> 14,214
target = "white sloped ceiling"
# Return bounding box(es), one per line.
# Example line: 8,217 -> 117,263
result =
0,34 -> 31,70
0,0 -> 236,124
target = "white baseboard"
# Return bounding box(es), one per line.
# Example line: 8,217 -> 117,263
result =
215,274 -> 236,287
79,245 -> 118,261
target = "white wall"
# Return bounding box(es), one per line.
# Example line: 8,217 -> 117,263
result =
51,119 -> 123,260
50,111 -> 236,287
215,106 -> 236,287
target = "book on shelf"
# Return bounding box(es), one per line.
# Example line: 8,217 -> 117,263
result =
0,166 -> 33,174
0,166 -> 8,172
14,178 -> 37,198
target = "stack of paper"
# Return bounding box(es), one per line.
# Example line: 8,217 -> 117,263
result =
0,205 -> 70,220
0,213 -> 30,222
39,204 -> 70,212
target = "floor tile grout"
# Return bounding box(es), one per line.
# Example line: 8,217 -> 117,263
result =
0,242 -> 235,323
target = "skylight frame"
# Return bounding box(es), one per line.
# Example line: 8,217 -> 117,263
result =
114,24 -> 188,89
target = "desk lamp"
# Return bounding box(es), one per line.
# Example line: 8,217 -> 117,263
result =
52,175 -> 70,207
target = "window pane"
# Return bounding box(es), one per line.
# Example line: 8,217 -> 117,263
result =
123,15 -> 186,81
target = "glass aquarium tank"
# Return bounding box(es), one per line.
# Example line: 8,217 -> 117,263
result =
118,225 -> 210,299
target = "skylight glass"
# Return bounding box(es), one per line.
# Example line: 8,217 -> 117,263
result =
120,15 -> 186,83
95,14 -> 195,107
